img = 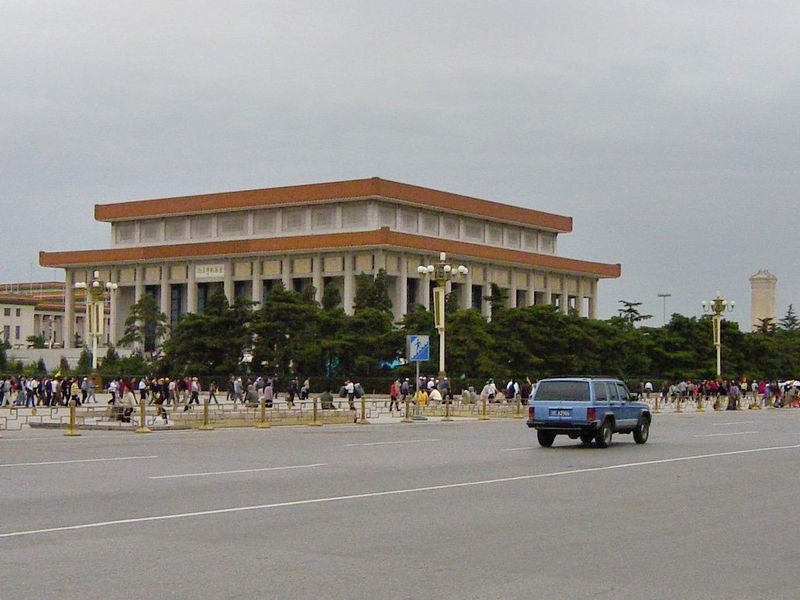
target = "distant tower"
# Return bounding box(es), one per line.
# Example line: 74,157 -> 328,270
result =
749,270 -> 777,331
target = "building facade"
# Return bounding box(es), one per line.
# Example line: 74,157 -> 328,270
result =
40,178 -> 621,348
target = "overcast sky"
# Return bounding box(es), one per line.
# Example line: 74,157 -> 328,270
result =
2,1 -> 798,327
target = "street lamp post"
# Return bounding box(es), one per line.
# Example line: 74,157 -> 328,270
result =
657,292 -> 672,325
417,253 -> 469,381
74,271 -> 117,371
701,291 -> 735,379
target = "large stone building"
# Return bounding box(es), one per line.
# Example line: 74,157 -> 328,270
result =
40,178 -> 621,347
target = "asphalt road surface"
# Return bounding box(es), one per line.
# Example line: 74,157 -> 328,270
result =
2,410 -> 800,599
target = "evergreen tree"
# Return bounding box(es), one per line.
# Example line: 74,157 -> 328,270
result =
779,304 -> 800,332
119,294 -> 169,355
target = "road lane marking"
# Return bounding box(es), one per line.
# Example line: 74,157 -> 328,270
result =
149,463 -> 327,480
694,432 -> 758,437
344,439 -> 440,447
713,421 -> 755,426
501,447 -> 537,451
0,455 -> 158,468
3,443 -> 799,539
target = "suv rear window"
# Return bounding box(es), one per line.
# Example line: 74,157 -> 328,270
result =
534,381 -> 590,402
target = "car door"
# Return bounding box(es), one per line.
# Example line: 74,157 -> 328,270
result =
614,382 -> 638,428
605,381 -> 628,429
592,381 -> 611,421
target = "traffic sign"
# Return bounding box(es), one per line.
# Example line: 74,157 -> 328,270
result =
406,335 -> 430,362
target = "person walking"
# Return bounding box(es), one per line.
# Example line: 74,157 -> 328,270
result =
389,378 -> 400,412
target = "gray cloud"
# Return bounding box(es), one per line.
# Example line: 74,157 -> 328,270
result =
2,1 -> 798,326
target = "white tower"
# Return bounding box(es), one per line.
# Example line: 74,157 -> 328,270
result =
749,270 -> 777,331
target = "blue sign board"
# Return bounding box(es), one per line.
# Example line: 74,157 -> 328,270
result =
406,335 -> 430,362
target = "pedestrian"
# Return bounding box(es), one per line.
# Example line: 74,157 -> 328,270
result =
209,380 -> 219,404
389,378 -> 400,412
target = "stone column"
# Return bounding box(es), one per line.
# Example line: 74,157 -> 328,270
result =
109,268 -> 121,346
224,260 -> 234,303
544,273 -> 553,306
282,255 -> 292,290
252,259 -> 263,308
64,270 -> 75,347
509,271 -> 518,308
312,253 -> 323,305
460,267 -> 473,310
159,265 -> 171,325
420,273 -> 431,310
343,253 -> 354,314
133,266 -> 145,352
398,253 -> 408,320
525,272 -> 535,307
187,263 -> 198,313
560,275 -> 569,314
577,277 -> 586,317
482,282 -> 492,318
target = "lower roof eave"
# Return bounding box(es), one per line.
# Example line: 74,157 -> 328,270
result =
39,228 -> 620,279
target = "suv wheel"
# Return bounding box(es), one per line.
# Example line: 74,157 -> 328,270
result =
537,430 -> 556,448
633,416 -> 650,444
595,420 -> 613,448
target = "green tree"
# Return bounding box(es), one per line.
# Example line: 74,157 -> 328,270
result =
484,283 -> 509,318
322,282 -> 342,312
779,305 -> 800,332
353,269 -> 393,314
119,294 -> 168,355
163,287 -> 253,377
616,300 -> 652,328
250,284 -> 319,378
26,333 -> 46,349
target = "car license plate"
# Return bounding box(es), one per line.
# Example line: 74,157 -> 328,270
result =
550,408 -> 571,417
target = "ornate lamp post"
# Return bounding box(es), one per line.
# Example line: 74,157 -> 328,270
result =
701,291 -> 735,379
657,292 -> 672,325
74,271 -> 117,371
417,252 -> 469,380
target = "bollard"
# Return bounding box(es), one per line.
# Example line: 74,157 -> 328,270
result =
198,393 -> 214,431
401,395 -> 413,423
255,394 -> 270,429
514,395 -> 523,419
64,398 -> 81,436
309,396 -> 322,427
675,397 -> 682,413
442,396 -> 453,422
696,395 -> 703,412
478,396 -> 490,420
357,394 -> 369,425
653,393 -> 660,414
134,396 -> 151,434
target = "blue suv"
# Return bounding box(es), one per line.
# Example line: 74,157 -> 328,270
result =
527,377 -> 651,448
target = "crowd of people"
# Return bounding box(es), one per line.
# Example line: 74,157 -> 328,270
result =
641,378 -> 800,410
0,375 -> 98,408
4,373 -> 799,420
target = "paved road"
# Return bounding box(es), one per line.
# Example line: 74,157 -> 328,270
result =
2,410 -> 799,599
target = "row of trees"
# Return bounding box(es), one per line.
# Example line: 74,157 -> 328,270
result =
106,270 -> 800,386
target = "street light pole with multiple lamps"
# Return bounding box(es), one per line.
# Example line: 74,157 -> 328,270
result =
74,271 -> 117,371
701,291 -> 735,379
417,253 -> 468,381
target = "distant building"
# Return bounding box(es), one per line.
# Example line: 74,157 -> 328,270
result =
40,177 -> 621,348
749,270 -> 777,331
0,282 -> 100,349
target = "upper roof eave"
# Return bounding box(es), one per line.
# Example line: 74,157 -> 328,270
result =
94,177 -> 573,233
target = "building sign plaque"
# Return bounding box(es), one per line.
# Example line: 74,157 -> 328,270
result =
195,264 -> 225,279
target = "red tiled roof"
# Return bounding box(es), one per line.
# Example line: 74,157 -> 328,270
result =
94,178 -> 573,232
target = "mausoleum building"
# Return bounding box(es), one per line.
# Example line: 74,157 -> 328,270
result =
40,177 -> 621,347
